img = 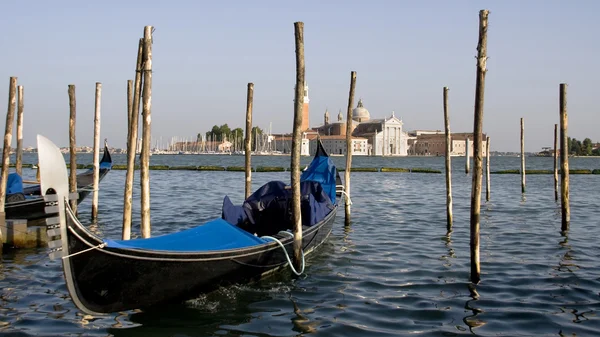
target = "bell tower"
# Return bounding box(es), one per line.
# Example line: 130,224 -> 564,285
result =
294,81 -> 310,131
302,82 -> 310,131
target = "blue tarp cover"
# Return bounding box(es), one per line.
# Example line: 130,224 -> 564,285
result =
301,155 -> 337,204
7,173 -> 23,195
104,218 -> 267,252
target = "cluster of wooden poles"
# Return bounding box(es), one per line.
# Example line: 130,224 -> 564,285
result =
109,23 -> 354,271
0,16 -> 575,280
0,78 -> 25,245
0,77 -> 105,248
442,10 -> 571,284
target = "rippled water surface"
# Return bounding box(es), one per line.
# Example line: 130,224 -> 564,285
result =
1,155 -> 599,336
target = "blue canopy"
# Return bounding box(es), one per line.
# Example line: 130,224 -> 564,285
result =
7,173 -> 23,195
104,218 -> 267,252
301,153 -> 337,205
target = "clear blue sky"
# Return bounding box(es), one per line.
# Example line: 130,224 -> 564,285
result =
1,0 -> 598,152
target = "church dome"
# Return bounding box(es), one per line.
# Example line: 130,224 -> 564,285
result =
352,99 -> 370,122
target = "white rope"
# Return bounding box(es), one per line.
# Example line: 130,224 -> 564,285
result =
261,231 -> 305,276
77,187 -> 97,192
338,190 -> 352,206
62,243 -> 106,260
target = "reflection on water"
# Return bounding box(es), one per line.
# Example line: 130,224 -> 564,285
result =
0,160 -> 599,336
464,283 -> 486,332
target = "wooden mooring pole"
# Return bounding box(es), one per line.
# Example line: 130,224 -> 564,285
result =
344,71 -> 357,225
291,21 -> 305,272
553,124 -> 558,201
126,79 -> 133,151
15,85 -> 24,176
486,136 -> 490,202
559,84 -> 569,231
0,77 -> 18,248
443,86 -> 453,230
470,9 -> 489,285
91,82 -> 102,220
245,83 -> 253,199
68,84 -> 78,213
122,39 -> 144,240
520,117 -> 525,193
140,26 -> 153,238
465,136 -> 470,174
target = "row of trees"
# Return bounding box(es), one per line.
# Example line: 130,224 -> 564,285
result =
197,124 -> 266,151
197,124 -> 264,143
567,137 -> 599,156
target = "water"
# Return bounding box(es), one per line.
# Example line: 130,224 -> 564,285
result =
1,155 -> 599,336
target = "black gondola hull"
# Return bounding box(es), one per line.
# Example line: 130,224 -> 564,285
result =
63,205 -> 337,314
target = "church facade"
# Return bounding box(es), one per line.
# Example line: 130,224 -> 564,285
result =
273,84 -> 409,156
313,99 -> 409,156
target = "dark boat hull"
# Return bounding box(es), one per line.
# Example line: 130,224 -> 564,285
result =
63,204 -> 337,314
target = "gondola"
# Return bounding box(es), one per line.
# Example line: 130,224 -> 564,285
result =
37,134 -> 340,315
4,143 -> 112,221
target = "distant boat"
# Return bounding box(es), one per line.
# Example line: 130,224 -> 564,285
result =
4,144 -> 113,221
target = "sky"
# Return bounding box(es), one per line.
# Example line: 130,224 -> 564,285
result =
0,0 -> 598,152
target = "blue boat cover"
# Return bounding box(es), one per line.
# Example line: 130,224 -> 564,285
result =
223,180 -> 334,236
104,218 -> 267,252
222,144 -> 337,237
7,173 -> 23,195
301,155 -> 338,205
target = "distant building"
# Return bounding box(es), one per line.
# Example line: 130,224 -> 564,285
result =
293,82 -> 310,132
273,133 -> 369,156
310,99 -> 409,156
274,87 -> 409,156
407,131 -> 488,156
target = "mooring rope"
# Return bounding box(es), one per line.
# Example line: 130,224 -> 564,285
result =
337,189 -> 353,205
77,187 -> 96,192
61,243 -> 106,260
261,231 -> 305,276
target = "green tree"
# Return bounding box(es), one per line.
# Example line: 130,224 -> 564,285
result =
251,126 -> 264,151
232,128 -> 244,139
220,124 -> 231,140
206,125 -> 222,141
251,126 -> 263,135
231,128 -> 244,150
582,138 -> 593,156
570,138 -> 581,155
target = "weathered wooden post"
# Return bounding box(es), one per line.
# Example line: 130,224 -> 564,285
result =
91,82 -> 102,220
245,83 -> 253,199
126,79 -> 133,151
465,136 -> 470,174
520,118 -> 525,193
291,21 -> 305,272
140,26 -> 153,238
122,39 -> 144,240
553,124 -> 558,201
68,84 -> 78,213
344,71 -> 357,225
15,85 -> 24,176
443,87 -> 453,230
559,84 -> 569,231
470,9 -> 489,284
486,136 -> 490,201
0,77 -> 18,247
